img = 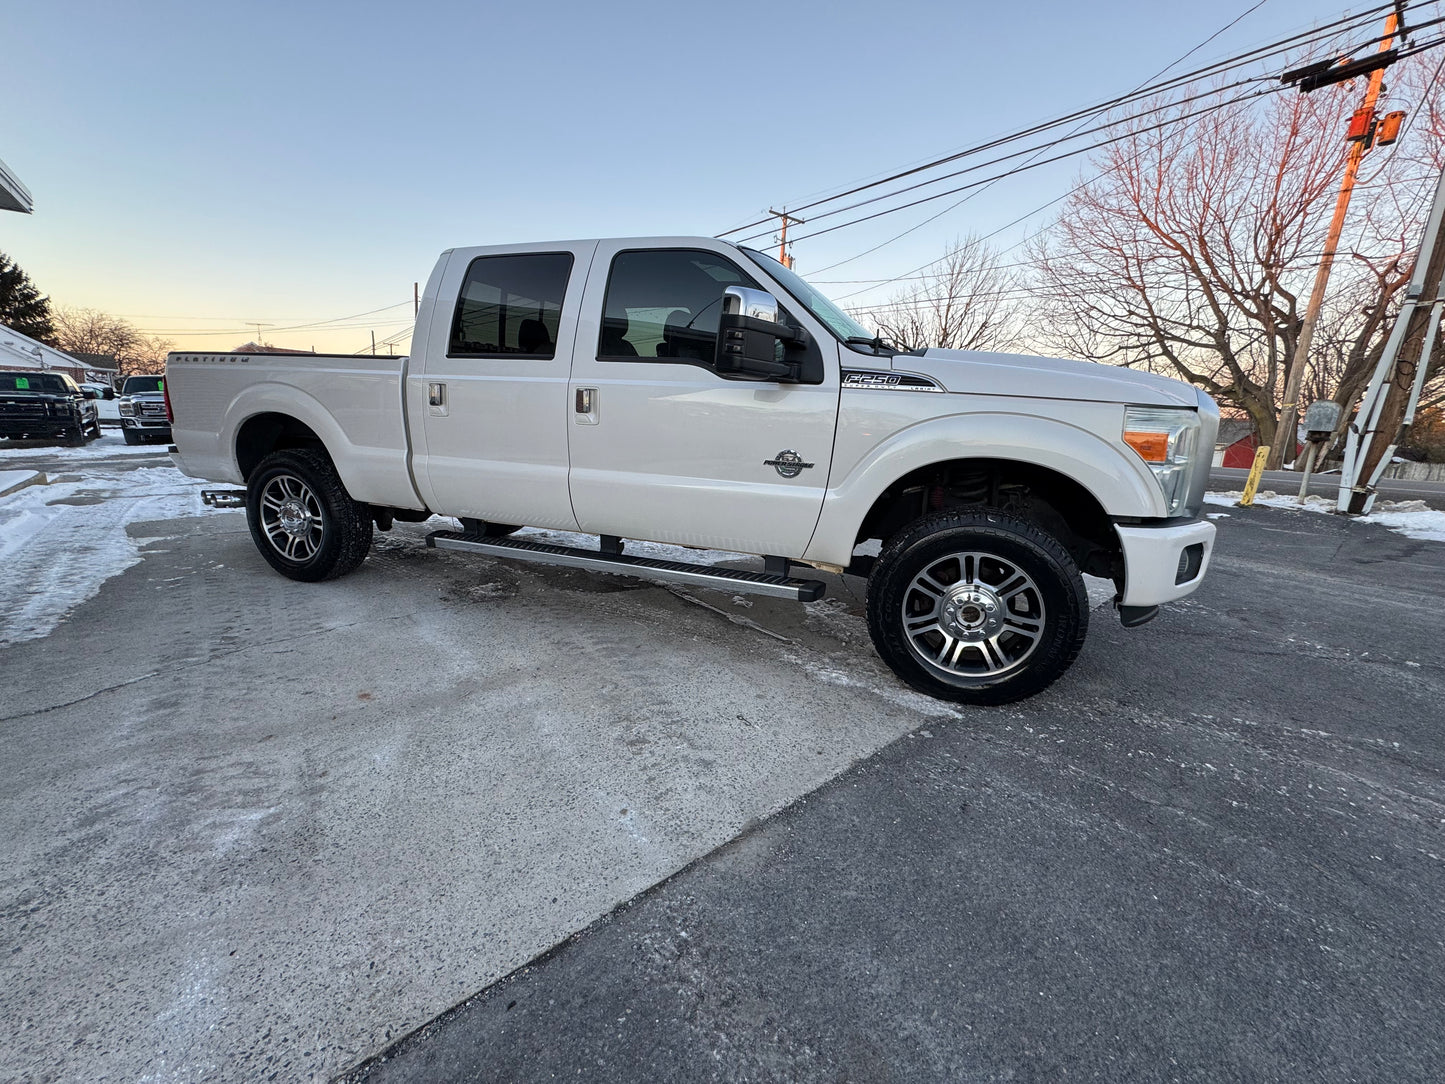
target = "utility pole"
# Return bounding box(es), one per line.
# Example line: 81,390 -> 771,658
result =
1338,164 -> 1445,513
768,208 -> 805,269
1269,8 -> 1401,469
414,282 -> 420,317
370,330 -> 376,356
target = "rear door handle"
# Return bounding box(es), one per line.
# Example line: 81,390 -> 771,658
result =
428,382 -> 448,416
575,387 -> 598,424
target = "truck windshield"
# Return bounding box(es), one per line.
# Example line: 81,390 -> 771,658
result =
741,247 -> 878,345
122,376 -> 164,394
0,373 -> 65,393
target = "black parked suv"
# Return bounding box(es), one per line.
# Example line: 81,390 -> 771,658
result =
117,374 -> 171,444
0,370 -> 102,444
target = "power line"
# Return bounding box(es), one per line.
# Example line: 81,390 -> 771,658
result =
772,29 -> 1445,254
717,2 -> 1399,240
800,0 -> 1284,281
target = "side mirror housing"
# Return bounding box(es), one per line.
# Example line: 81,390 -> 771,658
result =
715,286 -> 809,382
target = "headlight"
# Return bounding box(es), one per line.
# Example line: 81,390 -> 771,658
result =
1123,406 -> 1201,517
118,399 -> 134,416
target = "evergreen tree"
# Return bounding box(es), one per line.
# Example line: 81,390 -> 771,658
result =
0,250 -> 56,342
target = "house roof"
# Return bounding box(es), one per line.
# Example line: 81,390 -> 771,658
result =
0,322 -> 75,370
0,157 -> 33,214
64,351 -> 120,371
1216,419 -> 1256,446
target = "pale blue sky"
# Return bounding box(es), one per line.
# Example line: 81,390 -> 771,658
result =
2,0 -> 1380,352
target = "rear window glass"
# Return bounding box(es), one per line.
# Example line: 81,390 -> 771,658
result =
449,253 -> 574,358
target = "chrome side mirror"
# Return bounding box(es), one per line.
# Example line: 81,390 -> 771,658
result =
721,285 -> 779,323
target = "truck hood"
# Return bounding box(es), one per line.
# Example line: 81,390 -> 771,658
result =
900,348 -> 1202,408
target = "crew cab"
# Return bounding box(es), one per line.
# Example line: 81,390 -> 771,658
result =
0,370 -> 102,444
167,237 -> 1218,703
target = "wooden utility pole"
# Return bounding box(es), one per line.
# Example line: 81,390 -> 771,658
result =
768,208 -> 805,269
1339,165 -> 1445,513
414,281 -> 420,317
1269,9 -> 1400,469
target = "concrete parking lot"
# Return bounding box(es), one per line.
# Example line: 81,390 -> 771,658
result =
1,445 -> 1442,1083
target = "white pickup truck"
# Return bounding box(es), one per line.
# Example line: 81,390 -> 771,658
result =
167,237 -> 1218,704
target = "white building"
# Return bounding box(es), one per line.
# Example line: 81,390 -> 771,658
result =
0,322 -> 95,381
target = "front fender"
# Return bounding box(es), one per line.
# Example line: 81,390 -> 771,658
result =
802,410 -> 1165,568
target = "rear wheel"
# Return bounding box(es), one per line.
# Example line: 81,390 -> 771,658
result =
245,449 -> 372,582
866,508 -> 1089,705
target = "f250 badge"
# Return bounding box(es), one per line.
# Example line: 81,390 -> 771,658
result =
764,450 -> 814,478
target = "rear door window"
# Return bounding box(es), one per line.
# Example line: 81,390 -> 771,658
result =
449,253 -> 574,358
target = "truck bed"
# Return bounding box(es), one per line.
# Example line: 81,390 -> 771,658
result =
166,351 -> 423,511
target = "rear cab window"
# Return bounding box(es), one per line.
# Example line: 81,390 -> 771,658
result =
449,253 -> 575,358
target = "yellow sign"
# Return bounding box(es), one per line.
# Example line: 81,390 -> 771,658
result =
1237,446 -> 1270,507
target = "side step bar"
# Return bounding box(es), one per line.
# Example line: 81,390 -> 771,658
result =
426,530 -> 827,602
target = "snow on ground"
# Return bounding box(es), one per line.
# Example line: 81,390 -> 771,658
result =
0,432 -> 166,459
1206,490 -> 1445,543
0,469 -> 42,497
0,463 -> 218,646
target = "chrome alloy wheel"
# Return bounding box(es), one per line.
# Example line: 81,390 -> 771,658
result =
900,551 -> 1047,681
259,473 -> 324,562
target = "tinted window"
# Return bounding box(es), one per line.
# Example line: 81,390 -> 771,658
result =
122,376 -> 164,394
0,372 -> 65,393
450,253 -> 574,358
599,250 -> 760,362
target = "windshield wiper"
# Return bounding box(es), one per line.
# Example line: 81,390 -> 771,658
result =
846,335 -> 895,354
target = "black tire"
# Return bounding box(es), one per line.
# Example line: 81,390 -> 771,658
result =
866,508 -> 1089,705
88,417 -> 103,439
122,428 -> 141,445
245,449 -> 372,582
65,424 -> 86,447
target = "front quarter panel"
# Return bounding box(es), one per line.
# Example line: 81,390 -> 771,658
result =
803,394 -> 1166,568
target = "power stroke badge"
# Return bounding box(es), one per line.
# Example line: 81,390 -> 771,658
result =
764,450 -> 815,478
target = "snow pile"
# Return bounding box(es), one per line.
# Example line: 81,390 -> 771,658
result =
0,431 -> 166,460
0,464 -> 218,646
1206,490 -> 1445,543
1360,500 -> 1445,543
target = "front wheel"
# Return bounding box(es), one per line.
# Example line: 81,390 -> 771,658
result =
122,428 -> 141,445
245,449 -> 372,582
866,509 -> 1089,705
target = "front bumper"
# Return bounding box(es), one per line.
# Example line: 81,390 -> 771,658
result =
1114,518 -> 1215,607
121,416 -> 172,432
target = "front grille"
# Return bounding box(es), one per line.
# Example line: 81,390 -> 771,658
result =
138,401 -> 167,417
0,400 -> 52,421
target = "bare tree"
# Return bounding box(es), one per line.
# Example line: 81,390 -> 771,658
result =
51,307 -> 172,377
1030,57 -> 1445,455
859,236 -> 1022,352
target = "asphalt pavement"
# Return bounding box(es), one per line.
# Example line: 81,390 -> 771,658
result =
2,445 -> 1441,1083
346,507 -> 1445,1084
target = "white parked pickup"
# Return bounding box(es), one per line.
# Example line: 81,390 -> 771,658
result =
167,237 -> 1218,703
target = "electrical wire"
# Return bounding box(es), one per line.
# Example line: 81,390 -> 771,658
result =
717,2 -> 1400,240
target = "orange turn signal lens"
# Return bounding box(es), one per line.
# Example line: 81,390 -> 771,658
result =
1123,430 -> 1170,463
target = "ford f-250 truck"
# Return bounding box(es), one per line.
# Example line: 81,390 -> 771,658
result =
166,237 -> 1218,704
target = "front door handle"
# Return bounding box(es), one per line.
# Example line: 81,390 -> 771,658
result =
575,387 -> 598,425
428,382 -> 448,416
